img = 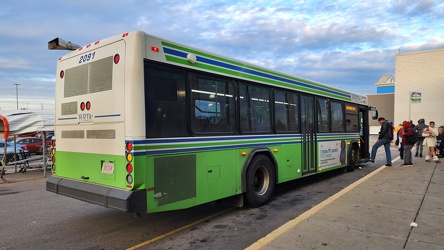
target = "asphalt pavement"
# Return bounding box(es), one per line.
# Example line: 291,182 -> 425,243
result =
2,142 -> 443,249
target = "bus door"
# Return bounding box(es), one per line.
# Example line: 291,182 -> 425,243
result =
359,106 -> 370,160
301,94 -> 316,174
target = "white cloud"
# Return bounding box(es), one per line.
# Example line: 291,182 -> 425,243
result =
1,0 -> 444,110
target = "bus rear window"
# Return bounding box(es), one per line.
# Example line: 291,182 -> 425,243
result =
64,56 -> 113,97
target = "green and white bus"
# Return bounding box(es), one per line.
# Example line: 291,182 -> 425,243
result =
47,31 -> 376,213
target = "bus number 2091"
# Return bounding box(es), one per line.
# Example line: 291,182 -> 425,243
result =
79,52 -> 96,64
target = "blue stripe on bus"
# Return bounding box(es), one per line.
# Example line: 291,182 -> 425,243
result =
58,117 -> 77,120
129,133 -> 359,144
132,134 -> 301,144
126,133 -> 360,156
163,47 -> 349,98
58,114 -> 121,121
95,114 -> 121,118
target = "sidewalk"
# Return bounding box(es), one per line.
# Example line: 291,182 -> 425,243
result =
247,157 -> 444,249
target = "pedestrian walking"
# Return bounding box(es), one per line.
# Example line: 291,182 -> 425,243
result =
422,121 -> 441,163
370,117 -> 393,166
401,121 -> 414,166
414,118 -> 427,157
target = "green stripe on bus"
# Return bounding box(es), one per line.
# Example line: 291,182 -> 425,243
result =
165,55 -> 349,101
162,41 -> 349,96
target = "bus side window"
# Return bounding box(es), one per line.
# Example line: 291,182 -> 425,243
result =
345,104 -> 359,133
317,97 -> 330,133
274,90 -> 299,133
331,101 -> 344,132
144,62 -> 188,138
190,76 -> 235,134
239,83 -> 271,133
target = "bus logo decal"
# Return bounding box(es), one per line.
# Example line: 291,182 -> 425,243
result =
78,113 -> 93,123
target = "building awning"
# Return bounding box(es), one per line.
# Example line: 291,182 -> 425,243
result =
0,110 -> 54,139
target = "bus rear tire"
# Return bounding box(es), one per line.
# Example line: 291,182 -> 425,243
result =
244,155 -> 275,207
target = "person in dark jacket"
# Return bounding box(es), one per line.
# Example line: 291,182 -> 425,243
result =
401,121 -> 414,166
370,117 -> 393,166
414,118 -> 427,157
436,126 -> 444,158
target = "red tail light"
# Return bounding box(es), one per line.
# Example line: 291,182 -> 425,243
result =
126,142 -> 133,151
126,163 -> 133,173
114,54 -> 120,64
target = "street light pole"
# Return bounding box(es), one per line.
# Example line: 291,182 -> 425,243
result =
14,83 -> 20,110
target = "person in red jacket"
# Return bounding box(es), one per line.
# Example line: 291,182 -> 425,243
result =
401,121 -> 414,166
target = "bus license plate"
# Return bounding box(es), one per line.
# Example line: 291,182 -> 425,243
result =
102,162 -> 114,174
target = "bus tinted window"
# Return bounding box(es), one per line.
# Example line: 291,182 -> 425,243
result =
144,62 -> 188,138
239,83 -> 271,133
331,101 -> 344,132
345,104 -> 359,132
274,90 -> 299,132
191,76 -> 235,134
317,97 -> 330,133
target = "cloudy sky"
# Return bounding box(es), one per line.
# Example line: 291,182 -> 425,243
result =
1,0 -> 443,111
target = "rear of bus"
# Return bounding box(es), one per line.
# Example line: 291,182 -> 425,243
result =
46,31 -> 148,213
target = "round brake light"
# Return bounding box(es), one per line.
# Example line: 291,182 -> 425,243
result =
126,142 -> 133,151
126,163 -> 133,173
80,102 -> 85,111
60,70 -> 65,79
114,54 -> 120,64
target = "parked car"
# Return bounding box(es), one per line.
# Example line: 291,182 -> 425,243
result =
0,140 -> 28,165
15,137 -> 51,154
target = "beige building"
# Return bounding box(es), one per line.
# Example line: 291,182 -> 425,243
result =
395,49 -> 444,128
367,75 -> 395,134
367,48 -> 444,134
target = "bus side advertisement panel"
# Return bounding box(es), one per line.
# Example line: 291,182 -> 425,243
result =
318,140 -> 347,171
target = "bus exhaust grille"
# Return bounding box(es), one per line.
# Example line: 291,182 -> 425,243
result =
61,130 -> 85,138
61,101 -> 78,115
154,155 -> 196,206
64,56 -> 113,98
87,130 -> 116,139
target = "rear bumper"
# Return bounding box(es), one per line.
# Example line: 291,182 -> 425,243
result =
46,176 -> 146,213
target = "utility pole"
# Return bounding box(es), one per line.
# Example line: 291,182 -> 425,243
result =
14,83 -> 20,110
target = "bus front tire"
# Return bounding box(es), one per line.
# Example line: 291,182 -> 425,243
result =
244,155 -> 275,207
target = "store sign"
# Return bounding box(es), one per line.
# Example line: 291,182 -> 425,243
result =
411,91 -> 421,103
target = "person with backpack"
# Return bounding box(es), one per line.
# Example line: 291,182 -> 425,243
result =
414,118 -> 427,157
423,121 -> 441,163
401,121 -> 415,166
